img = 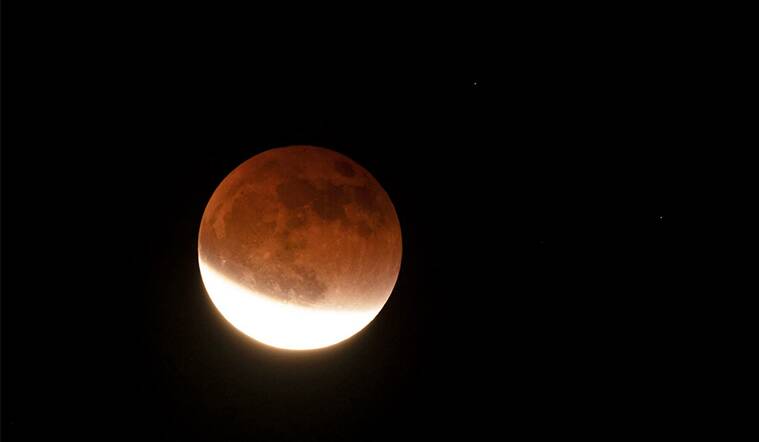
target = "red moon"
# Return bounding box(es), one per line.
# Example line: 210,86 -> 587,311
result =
198,146 -> 402,350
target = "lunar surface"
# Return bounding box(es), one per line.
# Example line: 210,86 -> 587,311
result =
198,146 -> 402,350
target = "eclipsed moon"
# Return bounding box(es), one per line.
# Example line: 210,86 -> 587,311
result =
198,146 -> 402,350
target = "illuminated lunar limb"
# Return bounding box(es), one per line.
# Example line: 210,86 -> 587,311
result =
199,261 -> 382,350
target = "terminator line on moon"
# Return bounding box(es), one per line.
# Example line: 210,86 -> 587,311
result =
198,146 -> 402,350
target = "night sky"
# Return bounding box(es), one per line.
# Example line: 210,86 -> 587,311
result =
3,8 -> 700,441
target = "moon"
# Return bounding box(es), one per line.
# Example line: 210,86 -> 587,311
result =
198,146 -> 402,350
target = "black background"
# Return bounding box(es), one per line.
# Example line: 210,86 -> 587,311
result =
3,6 -> 704,440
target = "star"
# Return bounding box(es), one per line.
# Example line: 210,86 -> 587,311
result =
473,81 -> 478,87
